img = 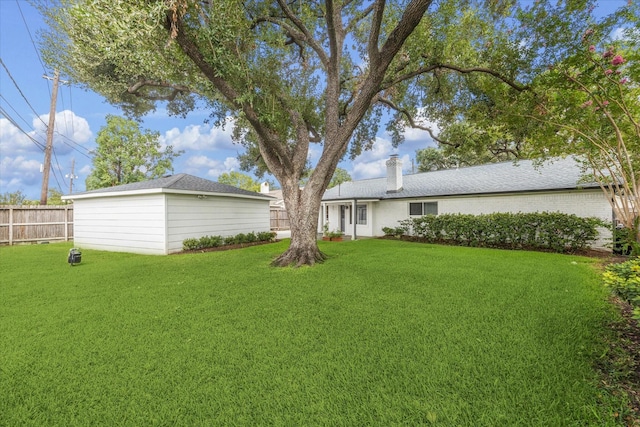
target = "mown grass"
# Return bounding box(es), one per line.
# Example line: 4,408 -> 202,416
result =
0,240 -> 630,425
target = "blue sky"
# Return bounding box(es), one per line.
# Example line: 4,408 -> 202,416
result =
0,1 -> 624,200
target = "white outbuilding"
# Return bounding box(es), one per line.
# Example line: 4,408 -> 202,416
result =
63,174 -> 273,255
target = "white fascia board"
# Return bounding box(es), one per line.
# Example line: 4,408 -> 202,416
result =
63,188 -> 272,201
322,198 -> 380,203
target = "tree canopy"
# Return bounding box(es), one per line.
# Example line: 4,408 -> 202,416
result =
434,4 -> 639,249
528,14 -> 640,250
85,115 -> 182,190
38,0 -> 607,265
217,171 -> 261,192
0,190 -> 29,206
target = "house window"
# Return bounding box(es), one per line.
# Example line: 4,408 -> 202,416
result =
356,204 -> 367,225
325,205 -> 329,220
409,202 -> 438,216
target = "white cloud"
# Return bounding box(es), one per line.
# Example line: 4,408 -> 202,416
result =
352,137 -> 394,164
182,155 -> 240,179
401,108 -> 440,143
78,164 -> 92,176
0,118 -> 40,154
608,26 -> 638,41
0,156 -> 42,194
351,157 -> 387,179
160,120 -> 236,152
223,157 -> 240,170
32,110 -> 93,155
0,110 -> 92,197
348,137 -> 413,180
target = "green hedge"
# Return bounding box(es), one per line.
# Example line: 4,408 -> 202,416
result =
395,212 -> 604,253
183,231 -> 276,251
603,257 -> 640,320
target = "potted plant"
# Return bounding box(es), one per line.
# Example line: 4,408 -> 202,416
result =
328,229 -> 344,241
322,223 -> 344,241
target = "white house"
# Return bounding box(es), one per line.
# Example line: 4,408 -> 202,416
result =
320,156 -> 614,248
63,174 -> 273,255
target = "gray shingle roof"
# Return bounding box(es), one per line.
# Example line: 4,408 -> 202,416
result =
323,157 -> 599,201
69,173 -> 273,199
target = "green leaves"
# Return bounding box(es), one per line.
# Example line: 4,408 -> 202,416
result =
401,212 -> 603,252
85,115 -> 182,190
603,257 -> 640,320
217,171 -> 261,192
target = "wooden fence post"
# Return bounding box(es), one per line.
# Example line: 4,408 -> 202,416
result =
8,207 -> 13,245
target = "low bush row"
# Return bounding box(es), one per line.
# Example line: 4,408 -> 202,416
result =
385,212 -> 604,253
603,257 -> 640,320
183,231 -> 276,251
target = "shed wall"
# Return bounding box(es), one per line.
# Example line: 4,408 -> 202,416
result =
73,194 -> 167,255
166,194 -> 271,253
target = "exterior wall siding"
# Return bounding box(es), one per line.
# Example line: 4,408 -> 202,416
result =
73,194 -> 167,255
165,194 -> 271,253
369,189 -> 613,249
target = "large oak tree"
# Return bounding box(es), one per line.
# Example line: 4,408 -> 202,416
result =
39,0 -> 594,265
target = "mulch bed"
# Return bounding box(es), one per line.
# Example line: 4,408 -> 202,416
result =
174,240 -> 279,255
601,297 -> 640,426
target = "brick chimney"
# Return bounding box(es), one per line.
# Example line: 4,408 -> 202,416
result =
386,154 -> 403,193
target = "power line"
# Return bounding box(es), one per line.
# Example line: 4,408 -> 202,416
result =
0,60 -> 92,158
16,0 -> 51,95
0,94 -> 39,135
0,105 -> 46,150
50,146 -> 65,193
0,99 -> 91,158
0,58 -> 48,128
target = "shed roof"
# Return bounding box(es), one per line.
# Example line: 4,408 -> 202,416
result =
322,157 -> 599,201
65,173 -> 274,200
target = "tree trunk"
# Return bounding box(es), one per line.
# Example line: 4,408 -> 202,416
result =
271,185 -> 327,267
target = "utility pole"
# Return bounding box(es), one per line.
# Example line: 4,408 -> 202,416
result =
65,158 -> 78,194
40,69 -> 60,205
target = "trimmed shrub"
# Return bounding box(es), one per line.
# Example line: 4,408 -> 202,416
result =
182,238 -> 200,251
183,231 -> 276,251
603,257 -> 640,320
257,231 -> 277,242
394,212 -> 604,253
382,226 -> 407,238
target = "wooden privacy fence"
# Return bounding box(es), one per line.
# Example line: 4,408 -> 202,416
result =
0,205 -> 74,245
270,208 -> 290,230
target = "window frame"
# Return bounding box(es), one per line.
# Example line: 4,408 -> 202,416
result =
409,201 -> 438,216
356,204 -> 367,225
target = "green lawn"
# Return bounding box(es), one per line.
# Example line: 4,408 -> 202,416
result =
0,240 -> 630,425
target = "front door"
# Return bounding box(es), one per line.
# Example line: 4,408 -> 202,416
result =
340,205 -> 346,232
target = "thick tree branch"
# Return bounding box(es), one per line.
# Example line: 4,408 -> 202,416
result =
367,0 -> 386,63
345,3 -> 375,33
378,97 -> 458,147
253,16 -> 308,51
376,0 -> 432,74
340,0 -> 432,144
325,0 -> 340,63
275,0 -> 329,67
166,11 -> 294,173
127,78 -> 193,101
420,61 -> 530,91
